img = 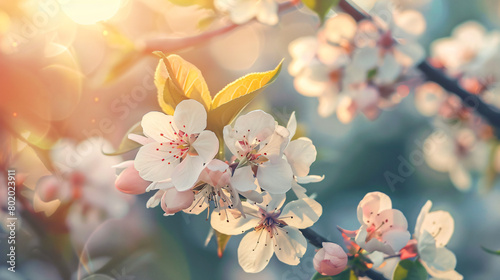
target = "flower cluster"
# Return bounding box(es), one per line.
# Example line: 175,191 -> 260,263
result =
115,54 -> 324,273
289,1 -> 425,122
415,21 -> 500,191
329,192 -> 462,279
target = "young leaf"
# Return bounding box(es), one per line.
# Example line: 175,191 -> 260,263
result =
301,0 -> 339,24
311,269 -> 358,280
393,259 -> 428,280
153,52 -> 212,115
207,60 -> 283,136
103,121 -> 143,156
482,246 -> 500,256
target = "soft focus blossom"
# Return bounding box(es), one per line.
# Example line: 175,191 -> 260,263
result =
212,192 -> 322,273
215,0 -> 279,25
313,242 -> 348,276
133,99 -> 219,191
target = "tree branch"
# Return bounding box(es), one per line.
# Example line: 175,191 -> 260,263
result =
338,0 -> 500,131
141,1 -> 299,54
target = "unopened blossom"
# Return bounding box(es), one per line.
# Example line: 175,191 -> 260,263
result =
133,99 -> 219,191
114,161 -> 150,195
224,110 -> 293,194
412,201 -> 463,279
349,192 -> 410,256
215,0 -> 278,25
212,192 -> 322,273
424,124 -> 489,191
283,112 -> 324,198
313,242 -> 348,276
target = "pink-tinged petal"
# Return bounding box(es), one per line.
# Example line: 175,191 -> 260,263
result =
191,130 -> 219,163
284,137 -> 317,177
256,156 -> 293,194
238,230 -> 274,273
373,209 -> 409,233
356,191 -> 392,225
184,187 -> 209,215
337,96 -> 357,124
415,82 -> 447,117
280,198 -> 322,229
231,166 -> 257,192
393,10 -> 426,37
449,163 -> 472,191
141,111 -> 177,143
318,45 -> 348,66
199,159 -> 231,188
274,226 -> 307,265
172,155 -> 205,191
173,99 -> 207,135
225,0 -> 258,24
128,134 -> 155,145
395,42 -> 425,67
288,37 -> 318,76
233,110 -> 275,144
381,228 -> 411,253
146,179 -> 173,192
400,239 -> 419,259
115,165 -> 150,195
161,188 -> 194,215
134,142 -> 177,182
256,0 -> 278,25
318,87 -> 339,117
293,64 -> 330,97
314,243 -> 348,276
255,192 -> 286,212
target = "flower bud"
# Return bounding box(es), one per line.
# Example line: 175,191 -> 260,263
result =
161,188 -> 194,215
115,165 -> 149,195
313,242 -> 348,276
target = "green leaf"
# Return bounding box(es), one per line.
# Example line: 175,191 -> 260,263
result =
168,0 -> 214,9
103,121 -> 143,156
482,246 -> 500,256
215,230 -> 231,258
393,260 -> 428,280
311,269 -> 358,280
301,0 -> 339,24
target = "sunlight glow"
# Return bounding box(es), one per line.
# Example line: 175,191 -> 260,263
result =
60,0 -> 122,25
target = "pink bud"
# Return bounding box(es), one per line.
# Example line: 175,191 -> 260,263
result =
400,239 -> 418,260
161,188 -> 194,215
313,242 -> 348,276
115,165 -> 150,195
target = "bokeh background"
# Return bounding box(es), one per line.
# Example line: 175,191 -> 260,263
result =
1,0 -> 500,279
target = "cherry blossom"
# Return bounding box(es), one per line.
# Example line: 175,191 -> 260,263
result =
212,192 -> 322,273
133,99 -> 219,191
224,110 -> 293,194
347,192 -> 410,256
313,242 -> 348,276
215,0 -> 278,25
413,201 -> 463,279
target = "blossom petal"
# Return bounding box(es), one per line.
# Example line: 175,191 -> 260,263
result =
161,188 -> 194,215
357,191 -> 392,225
141,112 -> 177,143
146,190 -> 166,208
172,155 -> 205,191
134,142 -> 177,182
115,165 -> 150,195
233,110 -> 276,145
192,130 -> 219,163
381,228 -> 411,253
280,198 -> 322,229
273,226 -> 307,265
256,156 -> 293,194
231,166 -> 257,192
173,99 -> 207,135
296,175 -> 325,184
284,137 -> 317,177
238,230 -> 274,273
256,0 -> 278,25
211,206 -> 260,235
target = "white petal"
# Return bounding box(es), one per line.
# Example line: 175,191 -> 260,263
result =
146,190 -> 166,208
284,137 -> 317,177
173,99 -> 207,135
228,0 -> 258,24
317,86 -> 339,117
419,207 -> 454,247
375,53 -> 401,84
172,156 -> 205,191
256,192 -> 286,212
223,125 -> 239,157
233,110 -> 276,145
259,125 -> 290,156
257,156 -> 293,194
393,10 -> 426,37
293,64 -> 330,97
134,142 -> 177,182
280,198 -> 322,229
415,200 -> 432,239
288,37 -> 318,76
352,47 -> 378,70
395,42 -> 426,67
238,230 -> 274,273
286,111 -> 297,140
381,229 -> 411,253
141,112 -> 177,143
296,175 -> 325,184
291,181 -> 308,199
324,13 -> 358,42
429,247 -> 457,272
211,206 -> 260,235
231,166 -> 257,192
192,130 -> 219,163
256,0 -> 278,25
273,226 -> 307,265
449,163 -> 472,191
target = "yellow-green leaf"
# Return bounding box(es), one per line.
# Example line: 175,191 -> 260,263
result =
154,52 -> 212,115
103,121 -> 143,156
393,259 -> 427,280
168,0 -> 214,9
302,0 -> 339,24
215,230 -> 231,258
207,60 -> 283,136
